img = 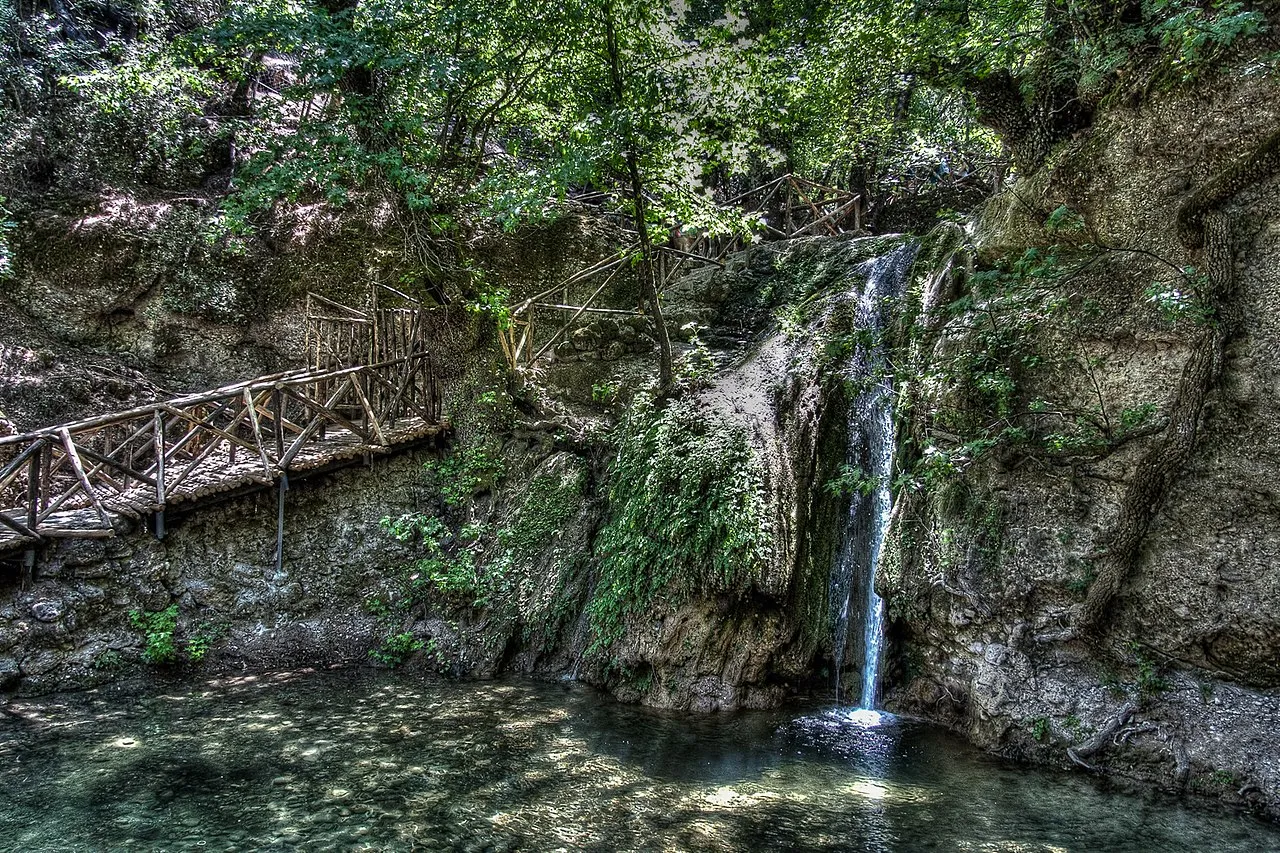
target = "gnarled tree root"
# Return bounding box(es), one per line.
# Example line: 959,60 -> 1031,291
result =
1067,702 -> 1137,771
1074,117 -> 1278,637
1077,212 -> 1232,634
1177,128 -> 1280,249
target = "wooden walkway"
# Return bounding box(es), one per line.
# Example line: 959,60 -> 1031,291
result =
0,316 -> 448,556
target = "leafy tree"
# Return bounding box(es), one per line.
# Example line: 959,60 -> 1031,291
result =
2,0 -> 1264,273
210,0 -> 774,384
205,0 -> 584,238
826,0 -> 1265,169
479,0 -> 771,387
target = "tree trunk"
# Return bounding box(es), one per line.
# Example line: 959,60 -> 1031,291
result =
603,0 -> 674,390
1079,212 -> 1232,634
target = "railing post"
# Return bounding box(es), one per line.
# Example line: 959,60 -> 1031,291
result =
118,424 -> 131,493
153,409 -> 166,540
526,309 -> 534,367
305,293 -> 313,370
369,282 -> 380,364
39,438 -> 51,521
427,354 -> 439,422
271,388 -> 284,460
26,442 -> 40,531
275,471 -> 288,575
153,410 -> 166,508
318,376 -> 327,440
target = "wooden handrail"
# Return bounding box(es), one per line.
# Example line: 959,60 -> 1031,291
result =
0,354 -> 434,446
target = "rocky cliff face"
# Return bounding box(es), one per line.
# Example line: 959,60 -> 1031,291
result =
882,63 -> 1280,818
2,448 -> 438,695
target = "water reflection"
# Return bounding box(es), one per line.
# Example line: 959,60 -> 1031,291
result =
0,671 -> 1275,852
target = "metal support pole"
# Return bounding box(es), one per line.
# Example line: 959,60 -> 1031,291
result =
275,471 -> 289,574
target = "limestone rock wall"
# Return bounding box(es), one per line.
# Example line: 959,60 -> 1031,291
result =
884,63 -> 1280,818
1,449 -> 436,695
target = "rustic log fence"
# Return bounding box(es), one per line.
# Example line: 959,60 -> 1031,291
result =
305,283 -> 432,370
498,244 -> 722,370
726,173 -> 863,244
500,175 -> 862,371
0,346 -> 445,555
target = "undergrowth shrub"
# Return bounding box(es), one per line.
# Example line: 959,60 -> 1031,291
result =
587,398 -> 773,656
370,632 -> 425,667
129,604 -> 178,664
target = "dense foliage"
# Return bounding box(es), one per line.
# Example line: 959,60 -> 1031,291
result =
2,0 -> 1266,251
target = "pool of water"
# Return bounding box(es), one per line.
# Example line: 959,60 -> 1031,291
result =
1,669 -> 1276,851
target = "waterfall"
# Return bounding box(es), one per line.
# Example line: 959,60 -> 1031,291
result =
829,242 -> 917,709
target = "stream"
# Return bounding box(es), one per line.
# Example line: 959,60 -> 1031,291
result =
1,670 -> 1276,851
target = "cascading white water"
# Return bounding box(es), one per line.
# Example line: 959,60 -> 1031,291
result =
829,243 -> 918,710
854,364 -> 896,710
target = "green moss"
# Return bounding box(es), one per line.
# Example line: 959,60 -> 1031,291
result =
90,649 -> 125,672
586,398 -> 773,656
380,446 -> 591,654
499,463 -> 588,562
426,436 -> 506,508
127,605 -> 224,665
1130,643 -> 1172,700
929,480 -> 1006,580
494,456 -> 592,651
186,622 -> 224,663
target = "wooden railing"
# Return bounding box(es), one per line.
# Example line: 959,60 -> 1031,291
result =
726,173 -> 863,242
498,245 -> 720,370
0,352 -> 444,550
305,283 -> 433,372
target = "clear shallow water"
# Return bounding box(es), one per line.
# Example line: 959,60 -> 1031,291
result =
1,671 -> 1276,852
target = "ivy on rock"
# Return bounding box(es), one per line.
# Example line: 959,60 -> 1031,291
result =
586,397 -> 773,655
